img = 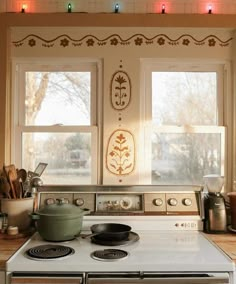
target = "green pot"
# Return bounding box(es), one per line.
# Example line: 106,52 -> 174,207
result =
31,198 -> 89,241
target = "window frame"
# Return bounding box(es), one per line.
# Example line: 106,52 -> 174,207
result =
11,58 -> 102,184
140,58 -> 232,188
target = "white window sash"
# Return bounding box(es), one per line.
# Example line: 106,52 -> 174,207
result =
11,58 -> 100,184
14,125 -> 98,184
143,125 -> 226,184
140,59 -> 229,185
140,59 -> 225,125
13,59 -> 98,127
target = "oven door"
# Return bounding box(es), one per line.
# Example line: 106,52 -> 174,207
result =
87,272 -> 230,284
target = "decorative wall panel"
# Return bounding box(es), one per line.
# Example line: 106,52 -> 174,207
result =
106,129 -> 135,176
110,71 -> 131,111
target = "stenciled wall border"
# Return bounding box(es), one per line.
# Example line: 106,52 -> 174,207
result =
12,33 -> 233,48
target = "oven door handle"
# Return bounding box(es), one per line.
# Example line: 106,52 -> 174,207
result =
87,272 -> 229,284
10,273 -> 84,284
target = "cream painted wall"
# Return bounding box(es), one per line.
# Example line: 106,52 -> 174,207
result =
8,26 -> 234,184
0,14 -> 236,186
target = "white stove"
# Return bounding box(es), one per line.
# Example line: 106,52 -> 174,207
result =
6,185 -> 235,284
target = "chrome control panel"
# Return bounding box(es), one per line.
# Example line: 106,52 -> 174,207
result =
96,193 -> 143,212
166,193 -> 198,212
144,193 -> 198,213
39,188 -> 200,215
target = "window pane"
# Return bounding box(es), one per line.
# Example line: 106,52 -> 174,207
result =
25,72 -> 91,126
152,72 -> 217,126
22,132 -> 92,185
152,132 -> 222,185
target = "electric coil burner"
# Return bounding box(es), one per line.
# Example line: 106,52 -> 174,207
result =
25,244 -> 75,260
91,249 -> 129,261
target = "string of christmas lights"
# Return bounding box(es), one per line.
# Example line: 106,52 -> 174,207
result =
20,2 -> 214,14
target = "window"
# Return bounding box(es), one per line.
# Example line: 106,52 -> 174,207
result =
12,59 -> 101,185
141,60 -> 227,185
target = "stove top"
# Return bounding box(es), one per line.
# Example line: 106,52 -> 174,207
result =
6,230 -> 234,273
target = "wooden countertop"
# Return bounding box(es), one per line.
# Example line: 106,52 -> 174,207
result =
0,232 -> 236,270
204,232 -> 236,264
0,234 -> 28,270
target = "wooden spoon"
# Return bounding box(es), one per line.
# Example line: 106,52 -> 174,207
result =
2,181 -> 11,199
17,168 -> 27,183
17,169 -> 27,198
0,176 -> 11,199
8,170 -> 17,199
13,179 -> 22,198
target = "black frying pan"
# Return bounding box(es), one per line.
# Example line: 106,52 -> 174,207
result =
86,223 -> 132,241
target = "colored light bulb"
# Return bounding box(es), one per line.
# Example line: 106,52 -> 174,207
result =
161,4 -> 165,14
208,4 -> 212,14
114,3 -> 119,13
68,3 -> 72,13
21,4 -> 27,13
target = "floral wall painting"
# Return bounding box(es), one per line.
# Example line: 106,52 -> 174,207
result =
110,71 -> 131,111
12,33 -> 232,48
106,129 -> 135,176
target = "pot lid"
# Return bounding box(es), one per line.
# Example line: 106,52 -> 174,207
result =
37,198 -> 85,216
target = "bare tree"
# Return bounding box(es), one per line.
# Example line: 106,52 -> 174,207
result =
23,71 -> 90,170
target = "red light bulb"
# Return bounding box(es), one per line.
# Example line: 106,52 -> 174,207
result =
21,4 -> 27,13
208,4 -> 212,14
161,4 -> 165,14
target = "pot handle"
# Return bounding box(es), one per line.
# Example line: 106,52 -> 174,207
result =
30,212 -> 40,220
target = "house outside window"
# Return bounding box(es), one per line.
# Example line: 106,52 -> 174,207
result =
141,60 -> 229,186
12,59 -> 101,185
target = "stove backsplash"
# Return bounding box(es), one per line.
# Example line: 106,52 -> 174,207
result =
37,184 -> 203,217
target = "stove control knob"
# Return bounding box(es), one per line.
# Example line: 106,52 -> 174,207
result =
168,198 -> 178,206
153,198 -> 163,206
45,198 -> 55,205
75,198 -> 84,207
120,197 -> 132,210
56,198 -> 69,204
107,200 -> 113,209
183,198 -> 192,206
